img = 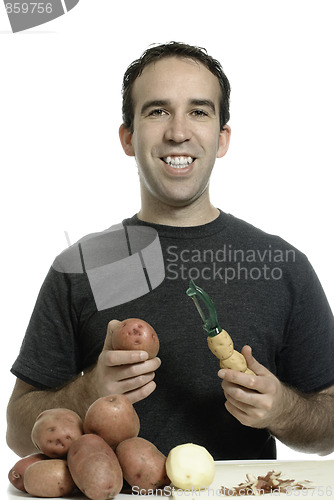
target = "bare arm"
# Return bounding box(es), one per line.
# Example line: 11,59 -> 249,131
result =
7,373 -> 97,457
6,320 -> 161,457
219,346 -> 334,456
268,382 -> 334,455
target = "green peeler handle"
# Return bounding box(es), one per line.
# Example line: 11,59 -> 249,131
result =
186,280 -> 222,337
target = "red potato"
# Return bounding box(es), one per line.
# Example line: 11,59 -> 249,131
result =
84,394 -> 140,448
68,433 -> 123,500
116,437 -> 170,493
31,408 -> 83,458
24,459 -> 75,497
111,318 -> 159,358
8,453 -> 48,492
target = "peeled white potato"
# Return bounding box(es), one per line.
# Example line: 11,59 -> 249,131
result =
166,443 -> 215,490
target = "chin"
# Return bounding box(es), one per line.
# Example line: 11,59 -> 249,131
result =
164,187 -> 207,207
160,195 -> 203,209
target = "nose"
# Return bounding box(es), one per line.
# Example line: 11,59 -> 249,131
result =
164,114 -> 192,143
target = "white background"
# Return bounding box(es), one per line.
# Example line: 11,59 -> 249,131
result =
1,0 -> 333,491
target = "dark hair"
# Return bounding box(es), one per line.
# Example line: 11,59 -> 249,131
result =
121,41 -> 231,132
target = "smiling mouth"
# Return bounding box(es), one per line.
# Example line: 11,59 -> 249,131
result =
161,156 -> 195,169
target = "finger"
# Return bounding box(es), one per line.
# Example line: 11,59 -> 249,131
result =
102,349 -> 149,367
220,368 -> 275,396
103,320 -> 122,350
224,390 -> 248,411
125,380 -> 157,405
241,345 -> 271,377
218,368 -> 258,392
118,371 -> 157,394
224,395 -> 264,425
222,379 -> 263,408
115,357 -> 161,381
224,399 -> 249,424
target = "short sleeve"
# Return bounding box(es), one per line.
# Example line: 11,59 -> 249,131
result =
11,266 -> 81,388
277,258 -> 334,392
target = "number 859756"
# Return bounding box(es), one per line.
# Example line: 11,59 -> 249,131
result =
5,2 -> 53,14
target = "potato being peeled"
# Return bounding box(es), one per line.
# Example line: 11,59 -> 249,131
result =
207,329 -> 234,360
111,318 -> 159,358
166,443 -> 215,490
220,350 -> 247,371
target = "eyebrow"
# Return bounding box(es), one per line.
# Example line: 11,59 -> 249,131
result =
190,99 -> 216,114
140,100 -> 171,116
140,98 -> 216,115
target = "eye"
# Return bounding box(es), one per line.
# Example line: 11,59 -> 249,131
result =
148,108 -> 168,117
190,109 -> 209,118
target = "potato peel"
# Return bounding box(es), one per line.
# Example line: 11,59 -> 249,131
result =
221,470 -> 315,496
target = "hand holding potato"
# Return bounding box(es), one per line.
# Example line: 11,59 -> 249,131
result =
111,318 -> 160,358
219,345 -> 284,429
91,319 -> 161,404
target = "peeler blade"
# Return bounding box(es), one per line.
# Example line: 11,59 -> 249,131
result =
186,280 -> 221,336
190,295 -> 207,324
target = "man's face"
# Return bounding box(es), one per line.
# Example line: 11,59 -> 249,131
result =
120,56 -> 230,210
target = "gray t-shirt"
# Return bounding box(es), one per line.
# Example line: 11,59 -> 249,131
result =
11,211 -> 334,459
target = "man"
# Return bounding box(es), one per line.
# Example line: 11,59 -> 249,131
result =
7,42 -> 334,460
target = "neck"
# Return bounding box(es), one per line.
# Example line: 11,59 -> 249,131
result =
137,192 -> 219,227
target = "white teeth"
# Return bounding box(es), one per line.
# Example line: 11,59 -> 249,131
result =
163,156 -> 194,168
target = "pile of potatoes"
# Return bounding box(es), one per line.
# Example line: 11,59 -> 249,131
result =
8,318 -> 216,499
9,395 -> 170,499
8,319 -> 169,499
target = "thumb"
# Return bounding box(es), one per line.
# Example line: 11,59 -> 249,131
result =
103,319 -> 121,351
242,345 -> 271,376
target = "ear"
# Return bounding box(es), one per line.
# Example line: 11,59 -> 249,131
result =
217,125 -> 231,159
119,124 -> 135,157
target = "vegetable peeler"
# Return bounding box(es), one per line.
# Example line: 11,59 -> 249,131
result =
186,280 -> 222,337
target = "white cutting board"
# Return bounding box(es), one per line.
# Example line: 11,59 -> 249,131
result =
6,461 -> 334,499
171,461 -> 334,499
